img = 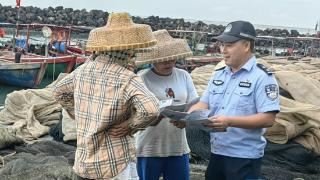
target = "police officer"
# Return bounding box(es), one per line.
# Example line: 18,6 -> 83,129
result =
188,21 -> 280,180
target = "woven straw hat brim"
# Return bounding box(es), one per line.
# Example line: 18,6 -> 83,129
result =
86,24 -> 157,51
135,38 -> 192,65
135,52 -> 192,65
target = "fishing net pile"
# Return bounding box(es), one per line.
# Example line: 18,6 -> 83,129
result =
0,141 -> 77,180
262,141 -> 320,180
0,88 -> 61,142
0,73 -> 72,149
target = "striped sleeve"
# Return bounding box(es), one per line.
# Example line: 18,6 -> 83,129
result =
52,71 -> 76,114
123,76 -> 160,130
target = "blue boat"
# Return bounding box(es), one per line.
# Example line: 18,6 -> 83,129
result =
0,59 -> 47,88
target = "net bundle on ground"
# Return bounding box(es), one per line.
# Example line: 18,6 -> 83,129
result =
0,141 -> 77,180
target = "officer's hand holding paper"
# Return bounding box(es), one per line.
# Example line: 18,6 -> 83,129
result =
203,115 -> 228,132
160,99 -> 225,132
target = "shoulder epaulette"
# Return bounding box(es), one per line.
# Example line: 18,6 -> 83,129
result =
214,66 -> 226,71
257,63 -> 273,75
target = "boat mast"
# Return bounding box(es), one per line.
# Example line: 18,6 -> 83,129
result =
12,0 -> 21,52
271,38 -> 275,57
26,24 -> 30,52
312,20 -> 319,57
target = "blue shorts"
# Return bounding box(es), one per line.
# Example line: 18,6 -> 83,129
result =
137,154 -> 189,180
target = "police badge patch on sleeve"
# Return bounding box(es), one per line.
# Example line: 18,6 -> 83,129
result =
265,84 -> 278,100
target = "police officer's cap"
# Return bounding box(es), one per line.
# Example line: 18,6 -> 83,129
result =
216,21 -> 256,43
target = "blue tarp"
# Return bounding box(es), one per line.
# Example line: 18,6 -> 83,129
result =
16,38 -> 26,49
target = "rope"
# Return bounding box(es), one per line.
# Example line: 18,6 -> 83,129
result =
0,151 -> 16,168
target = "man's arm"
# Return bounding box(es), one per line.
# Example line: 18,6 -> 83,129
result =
125,76 -> 160,129
227,112 -> 276,128
109,76 -> 160,138
169,101 -> 209,129
187,101 -> 209,113
52,72 -> 75,117
205,112 -> 276,131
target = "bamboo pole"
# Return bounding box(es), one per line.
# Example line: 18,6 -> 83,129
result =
12,6 -> 20,52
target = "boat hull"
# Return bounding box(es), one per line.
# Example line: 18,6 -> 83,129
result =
0,61 -> 47,88
1,54 -> 77,78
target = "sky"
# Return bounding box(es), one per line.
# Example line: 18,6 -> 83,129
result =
1,0 -> 319,30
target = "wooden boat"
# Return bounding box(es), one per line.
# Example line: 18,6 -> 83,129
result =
23,55 -> 77,78
0,23 -> 91,78
0,59 -> 47,88
67,45 -> 92,56
176,55 -> 223,72
186,55 -> 223,64
15,23 -> 90,60
0,52 -> 77,78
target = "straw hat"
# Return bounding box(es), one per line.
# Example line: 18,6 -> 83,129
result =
86,12 -> 156,51
134,29 -> 192,65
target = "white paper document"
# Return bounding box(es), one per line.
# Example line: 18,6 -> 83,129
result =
160,104 -> 215,132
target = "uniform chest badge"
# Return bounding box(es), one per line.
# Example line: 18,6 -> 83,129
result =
213,80 -> 224,86
265,84 -> 278,100
239,80 -> 251,88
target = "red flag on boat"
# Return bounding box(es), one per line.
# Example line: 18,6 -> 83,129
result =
16,0 -> 21,7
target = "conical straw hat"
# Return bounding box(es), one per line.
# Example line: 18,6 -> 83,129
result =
134,29 -> 192,65
86,12 -> 157,51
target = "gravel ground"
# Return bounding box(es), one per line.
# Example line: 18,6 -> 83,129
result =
190,163 -> 206,180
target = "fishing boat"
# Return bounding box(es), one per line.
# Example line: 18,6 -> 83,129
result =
0,59 -> 47,88
0,22 -> 92,78
256,35 -> 320,58
176,55 -> 223,72
0,51 -> 78,78
15,23 -> 91,58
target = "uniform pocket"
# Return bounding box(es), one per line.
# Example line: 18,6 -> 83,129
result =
233,88 -> 254,111
234,88 -> 253,96
209,87 -> 224,111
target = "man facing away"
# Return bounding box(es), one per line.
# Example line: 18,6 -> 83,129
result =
188,20 -> 280,180
52,12 -> 160,179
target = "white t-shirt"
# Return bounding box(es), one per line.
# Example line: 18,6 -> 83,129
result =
135,67 -> 198,157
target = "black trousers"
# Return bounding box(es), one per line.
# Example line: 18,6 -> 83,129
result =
205,153 -> 263,180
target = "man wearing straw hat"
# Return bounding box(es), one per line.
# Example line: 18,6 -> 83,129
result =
188,20 -> 280,180
134,29 -> 198,180
53,12 -> 160,179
